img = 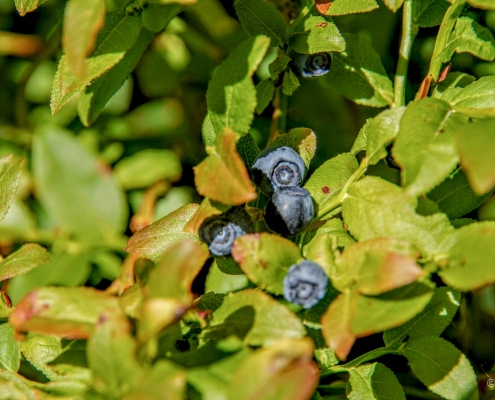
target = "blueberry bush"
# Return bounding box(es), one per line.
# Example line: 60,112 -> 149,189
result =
1,0 -> 495,398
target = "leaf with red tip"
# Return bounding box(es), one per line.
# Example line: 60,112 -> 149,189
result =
321,291 -> 357,361
227,338 -> 319,400
9,287 -> 120,338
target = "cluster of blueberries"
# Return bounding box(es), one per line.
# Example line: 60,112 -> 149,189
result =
199,146 -> 328,309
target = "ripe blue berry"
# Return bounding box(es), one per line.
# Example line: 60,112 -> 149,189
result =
252,146 -> 306,196
264,186 -> 314,236
199,207 -> 253,257
290,51 -> 332,78
284,261 -> 328,309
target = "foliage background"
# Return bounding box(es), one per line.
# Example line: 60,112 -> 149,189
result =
1,0 -> 495,399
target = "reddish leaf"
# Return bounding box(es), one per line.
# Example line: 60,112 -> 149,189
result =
194,129 -> 257,206
321,291 -> 357,360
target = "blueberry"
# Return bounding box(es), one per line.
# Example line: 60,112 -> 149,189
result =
252,146 -> 306,196
264,186 -> 314,236
284,261 -> 328,309
289,51 -> 332,79
199,207 -> 253,257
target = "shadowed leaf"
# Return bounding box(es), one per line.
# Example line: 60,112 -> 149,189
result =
403,337 -> 478,400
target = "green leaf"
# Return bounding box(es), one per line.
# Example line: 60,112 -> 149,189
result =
78,27 -> 155,126
0,324 -> 20,373
441,75 -> 495,112
217,257 -> 243,275
227,338 -> 318,400
234,0 -> 287,46
141,3 -> 181,32
255,79 -> 275,114
324,33 -> 394,107
383,0 -> 404,12
32,125 -> 127,243
403,337 -> 478,400
347,362 -> 406,400
342,176 -> 453,257
206,35 -> 270,137
270,127 -> 317,168
194,129 -> 257,205
231,233 -> 302,295
392,98 -> 468,197
434,71 -> 476,99
123,360 -> 186,400
87,312 -> 143,398
114,149 -> 182,190
20,334 -> 62,380
0,244 -> 49,282
468,0 -> 495,9
412,0 -> 449,27
14,0 -> 48,16
186,349 -> 251,399
428,168 -> 493,219
62,0 -> 106,78
0,369 -> 33,400
126,203 -> 200,263
204,289 -> 306,346
205,261 -> 249,294
323,0 -> 378,16
0,155 -> 24,223
282,68 -> 300,95
351,107 -> 405,165
236,133 -> 260,171
383,287 -> 461,347
439,222 -> 495,290
351,282 -> 434,337
8,252 -> 92,305
9,287 -> 120,338
268,55 -> 291,80
304,152 -> 358,218
195,292 -> 226,312
289,15 -> 346,54
437,16 -> 495,65
457,118 -> 495,194
202,114 -> 216,147
51,10 -> 142,113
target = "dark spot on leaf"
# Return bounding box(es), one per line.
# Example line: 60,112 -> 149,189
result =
315,22 -> 328,28
97,313 -> 108,325
438,129 -> 445,134
322,186 -> 330,194
260,259 -> 269,270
